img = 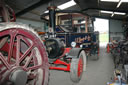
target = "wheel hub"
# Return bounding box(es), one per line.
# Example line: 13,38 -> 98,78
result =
10,69 -> 27,85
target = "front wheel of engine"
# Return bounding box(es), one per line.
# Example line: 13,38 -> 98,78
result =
70,50 -> 86,83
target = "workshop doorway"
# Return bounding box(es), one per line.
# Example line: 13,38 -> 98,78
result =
94,18 -> 109,46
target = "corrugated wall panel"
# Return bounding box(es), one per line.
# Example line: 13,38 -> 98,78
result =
109,19 -> 124,41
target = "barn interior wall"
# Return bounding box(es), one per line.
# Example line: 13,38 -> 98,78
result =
109,19 -> 124,41
16,18 -> 45,32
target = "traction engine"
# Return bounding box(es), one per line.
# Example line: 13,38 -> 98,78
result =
43,6 -> 87,83
0,0 -> 49,85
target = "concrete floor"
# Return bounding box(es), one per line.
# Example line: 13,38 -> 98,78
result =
49,45 -> 115,85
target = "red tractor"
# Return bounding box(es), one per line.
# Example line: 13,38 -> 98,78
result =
0,0 -> 49,85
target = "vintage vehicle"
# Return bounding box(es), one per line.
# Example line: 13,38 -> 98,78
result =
108,39 -> 128,68
0,1 -> 49,85
42,6 -> 87,83
40,5 -> 99,83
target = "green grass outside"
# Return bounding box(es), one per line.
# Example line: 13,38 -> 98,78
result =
99,33 -> 109,42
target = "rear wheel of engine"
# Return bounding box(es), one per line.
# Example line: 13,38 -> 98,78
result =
0,23 -> 49,85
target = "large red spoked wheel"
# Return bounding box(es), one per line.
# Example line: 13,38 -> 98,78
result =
0,23 -> 49,85
70,50 -> 86,83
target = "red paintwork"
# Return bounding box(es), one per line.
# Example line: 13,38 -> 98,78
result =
0,42 -> 9,52
49,47 -> 72,72
49,59 -> 70,71
64,48 -> 72,53
0,42 -> 19,59
0,28 -> 49,85
78,57 -> 83,77
59,47 -> 71,58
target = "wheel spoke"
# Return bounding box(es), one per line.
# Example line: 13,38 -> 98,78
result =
24,50 -> 34,68
26,65 -> 42,71
8,34 -> 16,63
19,44 -> 34,63
16,36 -> 21,66
0,53 -> 11,70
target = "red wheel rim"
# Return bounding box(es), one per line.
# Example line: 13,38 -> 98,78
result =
77,56 -> 83,77
0,28 -> 49,85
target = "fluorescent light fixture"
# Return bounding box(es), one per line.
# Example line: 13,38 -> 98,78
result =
101,0 -> 128,2
121,0 -> 128,2
101,10 -> 113,14
114,12 -> 126,15
100,10 -> 126,16
100,0 -> 119,2
117,0 -> 122,8
116,0 -> 128,8
44,0 -> 76,13
101,0 -> 128,8
44,10 -> 48,13
111,13 -> 114,17
58,0 -> 76,10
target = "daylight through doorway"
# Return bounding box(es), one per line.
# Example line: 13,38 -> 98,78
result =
94,18 -> 109,46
